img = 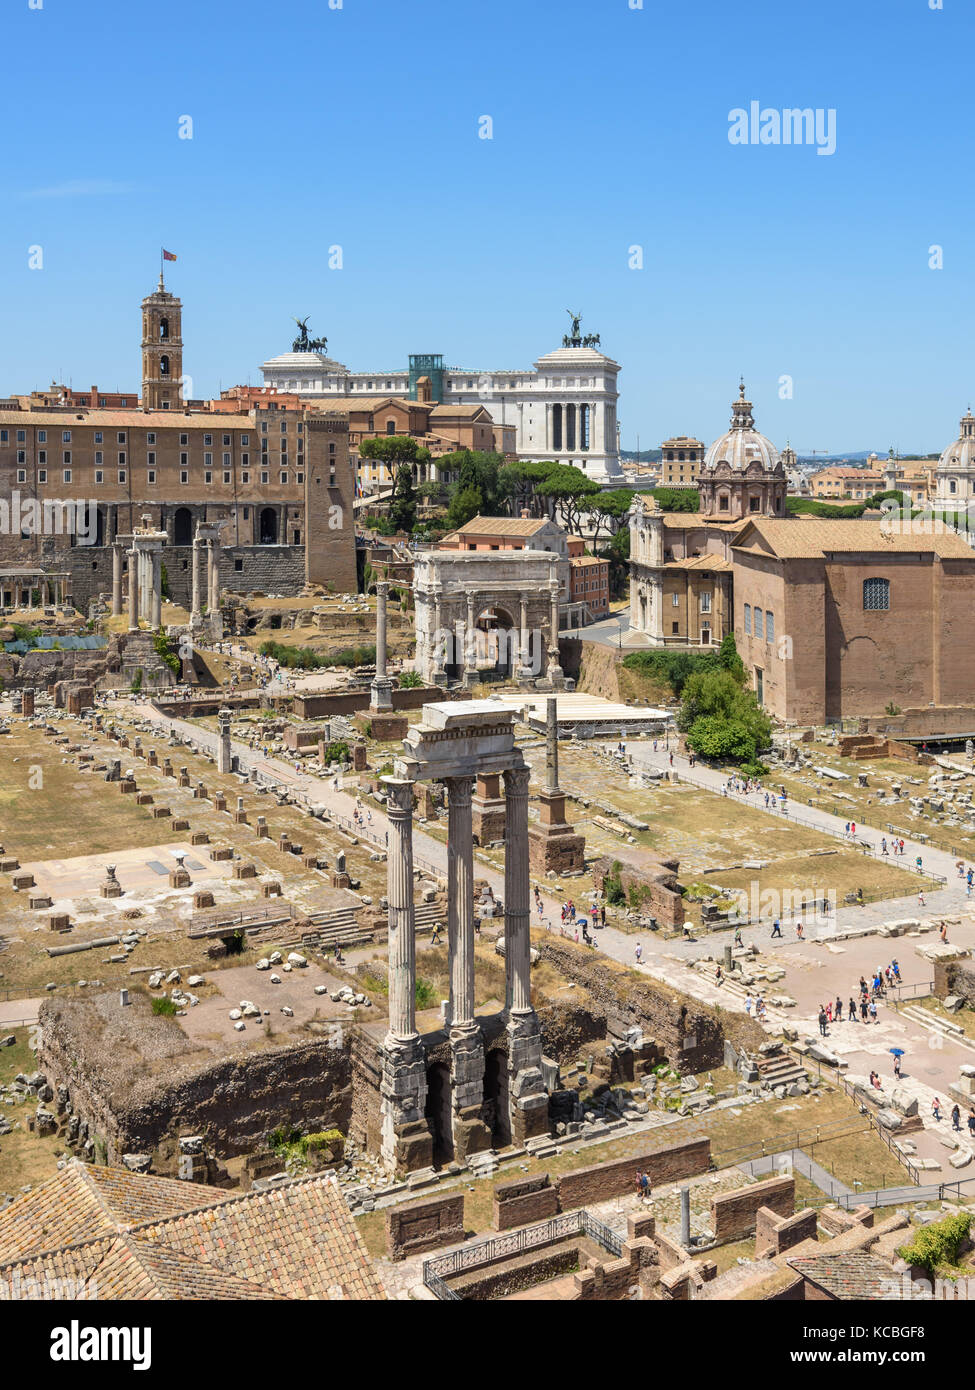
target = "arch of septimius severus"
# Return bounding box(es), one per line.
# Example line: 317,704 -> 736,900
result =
379,700 -> 550,1172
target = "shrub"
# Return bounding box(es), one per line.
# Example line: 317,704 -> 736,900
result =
129,668 -> 143,693
398,670 -> 423,689
897,1212 -> 972,1278
604,861 -> 626,906
153,631 -> 182,677
300,1129 -> 345,1163
151,997 -> 178,1017
415,978 -> 437,1010
322,740 -> 349,764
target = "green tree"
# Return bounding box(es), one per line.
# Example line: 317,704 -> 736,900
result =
446,483 -> 483,530
388,464 -> 418,534
535,463 -> 601,533
652,487 -> 700,513
716,633 -> 746,682
677,667 -> 771,765
439,449 -> 507,520
498,459 -> 556,517
583,488 -> 636,547
359,434 -> 431,481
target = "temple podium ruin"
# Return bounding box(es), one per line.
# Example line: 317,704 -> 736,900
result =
379,701 -> 550,1172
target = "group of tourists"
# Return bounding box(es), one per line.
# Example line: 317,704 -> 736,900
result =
930,1098 -> 975,1136
816,963 -> 902,1037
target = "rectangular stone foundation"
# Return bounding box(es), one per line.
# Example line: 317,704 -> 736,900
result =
360,711 -> 409,741
528,825 -> 587,876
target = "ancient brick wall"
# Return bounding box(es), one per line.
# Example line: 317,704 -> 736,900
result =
294,686 -> 443,720
537,1000 -> 606,1064
711,1174 -> 794,1242
386,1194 -> 464,1261
755,1204 -> 818,1259
555,1137 -> 710,1211
493,1176 -> 559,1230
935,958 -> 975,1007
38,993 -> 353,1168
534,937 -> 765,1072
573,1240 -> 656,1301
348,1029 -> 384,1157
592,853 -> 684,929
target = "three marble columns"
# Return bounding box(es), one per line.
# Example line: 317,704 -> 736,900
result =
380,764 -> 542,1171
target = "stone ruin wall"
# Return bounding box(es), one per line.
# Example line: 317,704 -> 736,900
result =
38,995 -> 352,1172
592,853 -> 684,930
935,957 -> 975,1009
1,631 -> 176,691
534,938 -> 766,1074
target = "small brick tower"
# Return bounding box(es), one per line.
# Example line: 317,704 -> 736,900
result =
141,270 -> 183,410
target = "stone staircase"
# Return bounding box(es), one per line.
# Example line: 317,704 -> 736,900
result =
754,1049 -> 809,1093
899,1003 -> 975,1056
414,900 -> 447,935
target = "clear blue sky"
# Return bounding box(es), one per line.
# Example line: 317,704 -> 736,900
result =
2,0 -> 971,455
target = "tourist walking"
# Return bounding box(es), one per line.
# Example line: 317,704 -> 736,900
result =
634,941 -> 643,964
848,997 -> 858,1022
932,1097 -> 943,1122
968,1110 -> 975,1139
795,920 -> 804,940
952,1104 -> 962,1131
818,1006 -> 828,1037
868,998 -> 879,1024
771,918 -> 782,939
860,997 -> 869,1022
893,1054 -> 902,1080
734,926 -> 743,949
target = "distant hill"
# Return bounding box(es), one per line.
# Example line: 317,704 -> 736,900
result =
620,448 -> 662,463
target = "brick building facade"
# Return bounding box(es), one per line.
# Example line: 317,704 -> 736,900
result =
0,275 -> 357,608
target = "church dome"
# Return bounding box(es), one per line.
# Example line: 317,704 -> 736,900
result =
937,409 -> 975,473
703,381 -> 782,474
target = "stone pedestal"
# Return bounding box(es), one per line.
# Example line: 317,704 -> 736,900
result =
21,689 -> 35,718
471,772 -> 507,846
100,866 -> 123,899
358,710 -> 409,741
507,1011 -> 550,1144
528,792 -> 587,875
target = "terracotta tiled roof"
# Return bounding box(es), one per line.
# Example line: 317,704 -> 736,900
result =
344,397 -> 430,414
787,1252 -> 918,1300
0,1162 -> 382,1301
0,408 -> 255,430
429,403 -> 490,418
660,514 -> 742,529
447,515 -> 553,538
663,555 -> 734,571
733,517 -> 975,559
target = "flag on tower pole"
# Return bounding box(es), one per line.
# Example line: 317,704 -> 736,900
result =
162,249 -> 177,262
